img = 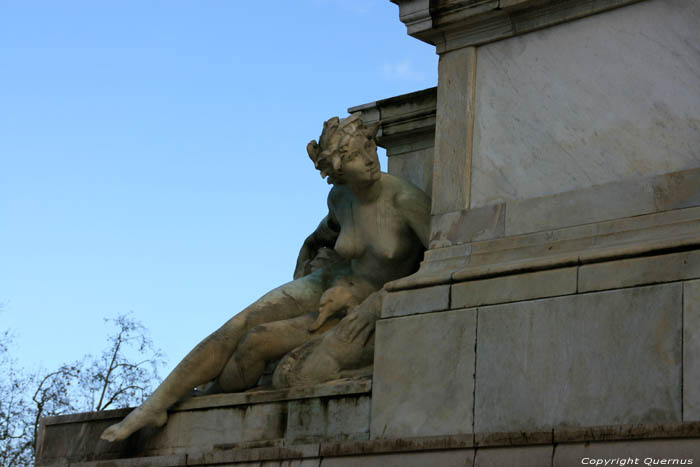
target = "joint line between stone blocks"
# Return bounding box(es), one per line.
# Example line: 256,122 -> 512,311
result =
682,280 -> 685,422
551,430 -> 556,467
576,265 -> 580,294
466,47 -> 478,210
472,307 -> 479,440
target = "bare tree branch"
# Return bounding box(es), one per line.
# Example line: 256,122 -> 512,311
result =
0,312 -> 164,467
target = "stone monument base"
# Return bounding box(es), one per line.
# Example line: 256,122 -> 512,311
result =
36,382 -> 700,466
36,378 -> 371,466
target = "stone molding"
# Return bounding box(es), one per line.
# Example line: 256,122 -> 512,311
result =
348,87 -> 436,155
387,216 -> 700,292
40,378 -> 373,431
390,0 -> 646,53
386,167 -> 700,292
38,422 -> 700,465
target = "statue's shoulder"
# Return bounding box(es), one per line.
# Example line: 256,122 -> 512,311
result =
382,173 -> 430,206
327,185 -> 352,207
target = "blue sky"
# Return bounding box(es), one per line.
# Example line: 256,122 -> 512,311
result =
0,0 -> 437,375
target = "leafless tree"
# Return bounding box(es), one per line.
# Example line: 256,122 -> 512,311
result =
0,313 -> 164,467
77,314 -> 164,412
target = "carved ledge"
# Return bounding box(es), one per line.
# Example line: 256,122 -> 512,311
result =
390,0 -> 646,52
348,87 -> 436,153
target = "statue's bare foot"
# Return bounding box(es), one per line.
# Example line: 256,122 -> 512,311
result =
100,406 -> 167,442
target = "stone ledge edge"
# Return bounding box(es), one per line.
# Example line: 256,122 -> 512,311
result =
41,378 -> 372,427
35,422 -> 700,466
387,234 -> 700,292
392,0 -> 646,53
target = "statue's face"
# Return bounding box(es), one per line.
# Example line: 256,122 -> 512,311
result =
308,116 -> 382,186
328,135 -> 380,186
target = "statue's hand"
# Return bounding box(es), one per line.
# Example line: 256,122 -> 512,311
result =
335,308 -> 377,344
309,287 -> 352,332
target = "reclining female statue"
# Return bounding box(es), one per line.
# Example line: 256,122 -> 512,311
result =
100,114 -> 431,442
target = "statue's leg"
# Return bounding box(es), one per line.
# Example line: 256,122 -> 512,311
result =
100,273 -> 324,442
217,312 -> 340,392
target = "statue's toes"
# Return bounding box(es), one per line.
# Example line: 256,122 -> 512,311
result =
100,424 -> 122,442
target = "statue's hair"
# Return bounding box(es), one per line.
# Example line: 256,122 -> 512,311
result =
307,115 -> 380,184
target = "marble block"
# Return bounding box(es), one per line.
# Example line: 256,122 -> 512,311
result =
321,450 -> 474,467
452,267 -> 577,309
371,309 -> 476,438
505,168 -> 700,236
433,46 -> 476,214
579,250 -> 700,293
470,0 -> 700,208
684,279 -> 700,421
387,147 -> 434,197
475,284 -> 683,433
474,445 -> 553,467
382,284 -> 450,318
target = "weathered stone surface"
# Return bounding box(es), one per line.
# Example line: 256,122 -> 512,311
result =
141,404 -> 286,453
187,445 -> 319,466
654,169 -> 700,212
371,310 -> 476,438
320,434 -> 474,457
384,267 -> 454,292
553,421 -> 700,444
475,284 -> 683,433
424,243 -> 472,263
554,439 -> 700,465
392,206 -> 700,292
452,267 -> 576,309
37,383 -> 370,465
474,430 -> 552,448
393,0 -> 645,52
381,284 -> 450,318
321,450 -> 475,467
70,455 -> 186,467
470,0 -> 700,209
505,169 -> 700,236
472,205 -> 700,260
505,174 -> 654,236
684,279 -> 700,421
286,396 -> 370,443
177,378 -> 372,411
474,445 -> 552,467
387,147 -> 434,196
433,46 -> 476,215
579,250 -> 700,293
261,460 -> 320,467
430,203 -> 505,249
36,412 -> 134,466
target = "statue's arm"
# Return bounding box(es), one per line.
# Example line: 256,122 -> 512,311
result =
399,187 -> 431,249
293,212 -> 340,279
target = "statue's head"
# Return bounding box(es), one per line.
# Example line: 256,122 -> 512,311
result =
307,115 -> 381,185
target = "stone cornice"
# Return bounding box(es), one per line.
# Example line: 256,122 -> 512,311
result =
348,87 -> 436,152
390,0 -> 645,53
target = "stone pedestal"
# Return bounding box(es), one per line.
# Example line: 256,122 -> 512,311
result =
370,0 -> 700,462
36,379 -> 371,466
